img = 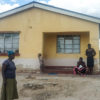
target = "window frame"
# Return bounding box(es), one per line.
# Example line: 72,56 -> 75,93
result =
0,32 -> 20,56
56,35 -> 80,54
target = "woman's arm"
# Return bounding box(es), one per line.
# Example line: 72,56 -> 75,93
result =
77,62 -> 79,67
92,49 -> 96,56
86,49 -> 88,56
2,64 -> 7,85
83,62 -> 86,68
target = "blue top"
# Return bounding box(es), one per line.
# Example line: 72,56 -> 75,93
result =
3,59 -> 16,79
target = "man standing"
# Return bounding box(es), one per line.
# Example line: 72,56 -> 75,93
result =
86,44 -> 96,74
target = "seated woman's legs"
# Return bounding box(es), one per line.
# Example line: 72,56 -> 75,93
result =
81,68 -> 86,75
75,68 -> 78,74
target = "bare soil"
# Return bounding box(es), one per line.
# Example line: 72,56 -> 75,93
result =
0,73 -> 100,100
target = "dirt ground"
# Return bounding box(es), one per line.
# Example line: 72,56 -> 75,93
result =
0,73 -> 100,100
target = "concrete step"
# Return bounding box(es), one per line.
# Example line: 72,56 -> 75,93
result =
43,66 -> 74,74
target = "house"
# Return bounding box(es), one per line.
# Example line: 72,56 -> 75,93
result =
0,1 -> 100,73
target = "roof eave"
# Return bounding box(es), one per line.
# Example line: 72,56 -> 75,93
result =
0,3 -> 34,19
33,2 -> 100,24
0,2 -> 100,24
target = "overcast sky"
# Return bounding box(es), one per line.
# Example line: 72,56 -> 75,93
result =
0,0 -> 100,18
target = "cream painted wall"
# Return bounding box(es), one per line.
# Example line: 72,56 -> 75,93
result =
0,8 -> 99,70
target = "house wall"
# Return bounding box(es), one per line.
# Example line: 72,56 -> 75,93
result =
43,33 -> 89,66
0,8 -> 99,71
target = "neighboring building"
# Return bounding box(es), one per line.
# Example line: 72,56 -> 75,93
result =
0,2 -> 100,72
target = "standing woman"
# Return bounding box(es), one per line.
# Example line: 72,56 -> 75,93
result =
86,44 -> 96,74
0,51 -> 18,100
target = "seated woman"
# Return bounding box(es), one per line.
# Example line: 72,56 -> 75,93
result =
73,57 -> 87,75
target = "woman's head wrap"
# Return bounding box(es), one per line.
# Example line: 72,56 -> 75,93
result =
8,51 -> 15,56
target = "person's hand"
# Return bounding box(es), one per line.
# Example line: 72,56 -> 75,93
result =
3,79 -> 7,86
86,67 -> 88,71
15,80 -> 17,84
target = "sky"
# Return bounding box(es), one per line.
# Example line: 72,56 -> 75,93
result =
0,0 -> 100,18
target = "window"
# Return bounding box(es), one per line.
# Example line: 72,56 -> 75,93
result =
57,35 -> 80,53
0,33 -> 19,53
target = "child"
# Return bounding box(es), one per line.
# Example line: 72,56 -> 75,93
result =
38,53 -> 44,73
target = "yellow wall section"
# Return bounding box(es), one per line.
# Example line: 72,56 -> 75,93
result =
0,8 -> 99,59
